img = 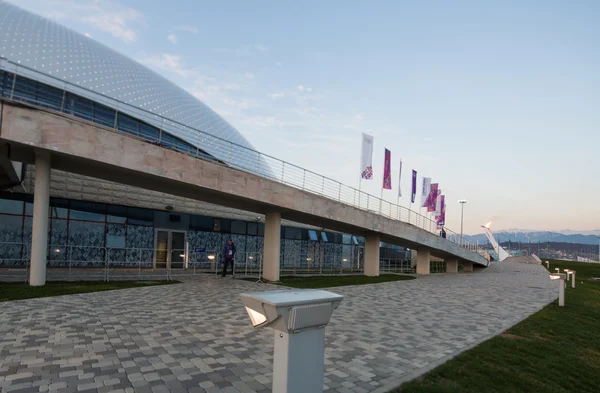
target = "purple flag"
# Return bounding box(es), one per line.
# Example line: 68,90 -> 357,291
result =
411,170 -> 417,203
437,195 -> 446,229
382,149 -> 392,190
426,183 -> 439,212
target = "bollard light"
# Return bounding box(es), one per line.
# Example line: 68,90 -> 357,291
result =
549,273 -> 566,307
545,261 -> 549,269
240,290 -> 343,393
571,270 -> 576,288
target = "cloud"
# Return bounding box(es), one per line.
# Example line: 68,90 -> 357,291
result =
222,98 -> 251,110
79,1 -> 142,43
253,44 -> 269,52
297,85 -> 313,93
176,24 -> 200,34
244,116 -> 285,128
143,53 -> 187,77
223,83 -> 241,90
84,32 -> 92,38
167,34 -> 177,44
243,72 -> 255,80
270,93 -> 285,99
14,0 -> 144,43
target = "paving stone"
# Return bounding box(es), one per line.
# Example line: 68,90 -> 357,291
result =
0,264 -> 556,393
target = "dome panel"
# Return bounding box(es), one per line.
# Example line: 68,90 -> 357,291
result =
0,2 -> 257,162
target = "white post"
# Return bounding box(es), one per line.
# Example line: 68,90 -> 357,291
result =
558,277 -> 565,307
273,329 -> 326,393
30,151 -> 51,286
572,271 -> 576,289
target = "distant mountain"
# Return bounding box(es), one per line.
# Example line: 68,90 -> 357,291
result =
465,230 -> 600,246
556,229 -> 600,236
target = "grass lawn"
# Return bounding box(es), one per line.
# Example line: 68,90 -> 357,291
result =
0,280 -> 178,302
269,274 -> 415,289
398,259 -> 600,393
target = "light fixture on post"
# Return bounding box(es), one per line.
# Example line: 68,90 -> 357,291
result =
458,200 -> 467,246
549,272 -> 567,306
240,290 -> 343,393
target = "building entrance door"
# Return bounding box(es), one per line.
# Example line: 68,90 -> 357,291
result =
154,229 -> 187,269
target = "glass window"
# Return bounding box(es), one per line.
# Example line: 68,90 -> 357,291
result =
127,207 -> 153,226
140,123 -> 159,142
231,221 -> 246,235
0,214 -> 24,243
0,199 -> 23,215
352,236 -> 359,245
285,227 -> 302,240
212,219 -> 221,232
107,235 -> 126,249
51,207 -> 69,219
107,205 -> 127,223
36,83 -> 63,110
220,219 -> 231,233
321,232 -> 328,242
308,230 -> 318,241
258,223 -> 265,236
190,215 -> 212,231
94,103 -> 117,128
247,222 -> 258,236
67,95 -> 94,122
24,194 -> 34,216
69,200 -> 105,222
117,113 -> 139,136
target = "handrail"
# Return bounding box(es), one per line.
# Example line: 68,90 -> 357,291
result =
0,57 -> 486,257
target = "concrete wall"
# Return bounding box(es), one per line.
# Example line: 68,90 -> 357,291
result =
0,103 -> 488,267
19,166 -> 316,229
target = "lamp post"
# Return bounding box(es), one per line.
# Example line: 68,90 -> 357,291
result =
458,200 -> 467,246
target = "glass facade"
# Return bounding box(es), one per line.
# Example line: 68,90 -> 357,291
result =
0,70 -> 215,162
0,193 -> 407,269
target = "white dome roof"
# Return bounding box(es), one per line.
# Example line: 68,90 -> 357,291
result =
0,2 -> 258,162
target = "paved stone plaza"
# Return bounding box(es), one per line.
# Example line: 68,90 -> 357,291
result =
0,263 -> 557,393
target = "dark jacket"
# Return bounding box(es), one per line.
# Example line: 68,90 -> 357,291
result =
223,242 -> 237,260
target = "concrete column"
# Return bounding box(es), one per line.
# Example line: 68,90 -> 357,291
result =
446,259 -> 458,274
263,211 -> 281,282
30,151 -> 50,286
416,248 -> 430,275
462,261 -> 473,272
364,234 -> 380,277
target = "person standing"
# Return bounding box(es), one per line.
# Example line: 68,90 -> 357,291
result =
222,238 -> 237,277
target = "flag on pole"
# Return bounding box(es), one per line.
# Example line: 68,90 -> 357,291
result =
421,177 -> 431,207
360,133 -> 374,180
397,159 -> 403,197
433,189 -> 442,216
382,148 -> 392,190
427,183 -> 439,212
411,170 -> 417,203
436,195 -> 446,228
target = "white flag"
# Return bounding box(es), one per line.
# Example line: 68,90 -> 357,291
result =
421,177 -> 431,207
397,159 -> 403,197
360,133 -> 374,180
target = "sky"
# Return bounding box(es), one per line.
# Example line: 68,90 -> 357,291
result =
8,0 -> 600,235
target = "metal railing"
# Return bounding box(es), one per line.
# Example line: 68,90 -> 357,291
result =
232,252 -> 263,282
379,258 -> 415,274
0,57 -> 485,258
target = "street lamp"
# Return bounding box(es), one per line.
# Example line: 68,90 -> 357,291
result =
458,200 -> 467,246
240,290 -> 343,393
